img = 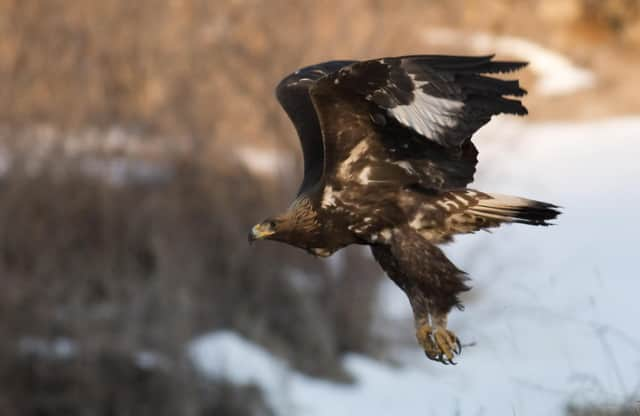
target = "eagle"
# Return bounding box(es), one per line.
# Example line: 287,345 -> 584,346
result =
249,55 -> 560,364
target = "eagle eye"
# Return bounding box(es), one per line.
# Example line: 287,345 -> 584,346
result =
268,220 -> 277,229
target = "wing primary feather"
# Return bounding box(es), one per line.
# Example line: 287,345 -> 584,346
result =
466,96 -> 528,116
406,55 -> 527,74
470,61 -> 528,74
460,75 -> 527,97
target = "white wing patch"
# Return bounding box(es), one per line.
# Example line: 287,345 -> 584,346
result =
388,75 -> 464,145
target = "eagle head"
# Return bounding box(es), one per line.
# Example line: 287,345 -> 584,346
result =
249,198 -> 320,246
248,215 -> 310,244
248,218 -> 281,243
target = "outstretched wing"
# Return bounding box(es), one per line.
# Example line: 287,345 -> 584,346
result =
275,60 -> 356,195
310,55 -> 528,190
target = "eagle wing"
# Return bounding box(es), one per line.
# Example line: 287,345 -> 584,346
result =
275,60 -> 356,195
309,55 -> 528,190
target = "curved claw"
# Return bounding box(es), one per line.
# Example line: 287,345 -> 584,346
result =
441,355 -> 456,365
443,357 -> 458,365
424,349 -> 440,362
438,353 -> 455,366
433,353 -> 447,365
417,324 -> 462,365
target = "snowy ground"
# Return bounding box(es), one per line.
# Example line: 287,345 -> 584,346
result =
190,116 -> 640,416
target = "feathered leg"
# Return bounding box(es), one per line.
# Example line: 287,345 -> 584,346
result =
371,226 -> 469,364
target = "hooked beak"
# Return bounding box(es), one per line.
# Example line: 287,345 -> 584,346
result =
248,223 -> 275,244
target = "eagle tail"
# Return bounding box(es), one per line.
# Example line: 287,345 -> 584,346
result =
465,193 -> 560,226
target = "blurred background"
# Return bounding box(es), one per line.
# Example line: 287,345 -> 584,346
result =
0,0 -> 639,415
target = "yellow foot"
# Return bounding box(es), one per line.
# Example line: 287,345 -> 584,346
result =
416,324 -> 462,365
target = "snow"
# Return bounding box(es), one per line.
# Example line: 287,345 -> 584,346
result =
189,331 -> 468,416
234,146 -> 295,177
18,336 -> 77,359
189,331 -> 292,412
424,28 -> 596,96
0,125 -> 186,185
78,157 -> 173,186
190,116 -> 640,416
134,350 -> 170,370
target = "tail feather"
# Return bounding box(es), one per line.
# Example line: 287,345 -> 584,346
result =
466,193 -> 560,226
409,189 -> 560,244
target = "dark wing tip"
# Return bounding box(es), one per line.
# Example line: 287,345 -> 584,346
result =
479,60 -> 528,74
274,60 -> 359,196
406,54 -> 528,74
394,54 -> 530,117
275,60 -> 357,99
513,200 -> 562,226
465,95 -> 527,117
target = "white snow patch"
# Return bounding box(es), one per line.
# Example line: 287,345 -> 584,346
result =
135,350 -> 169,370
79,157 -> 173,186
0,125 -> 190,184
188,330 -> 477,416
234,146 -> 294,177
424,29 -> 596,96
188,331 -> 292,413
19,337 -> 77,359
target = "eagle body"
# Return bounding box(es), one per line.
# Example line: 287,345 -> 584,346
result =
250,55 -> 560,364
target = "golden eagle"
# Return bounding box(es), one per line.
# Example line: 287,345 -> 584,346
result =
249,55 -> 560,364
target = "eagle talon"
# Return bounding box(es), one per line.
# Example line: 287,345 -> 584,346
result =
416,323 -> 461,364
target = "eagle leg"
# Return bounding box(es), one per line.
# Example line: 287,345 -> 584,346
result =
371,227 -> 469,364
415,319 -> 439,361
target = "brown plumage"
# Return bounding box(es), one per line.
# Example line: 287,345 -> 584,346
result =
249,55 -> 560,364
